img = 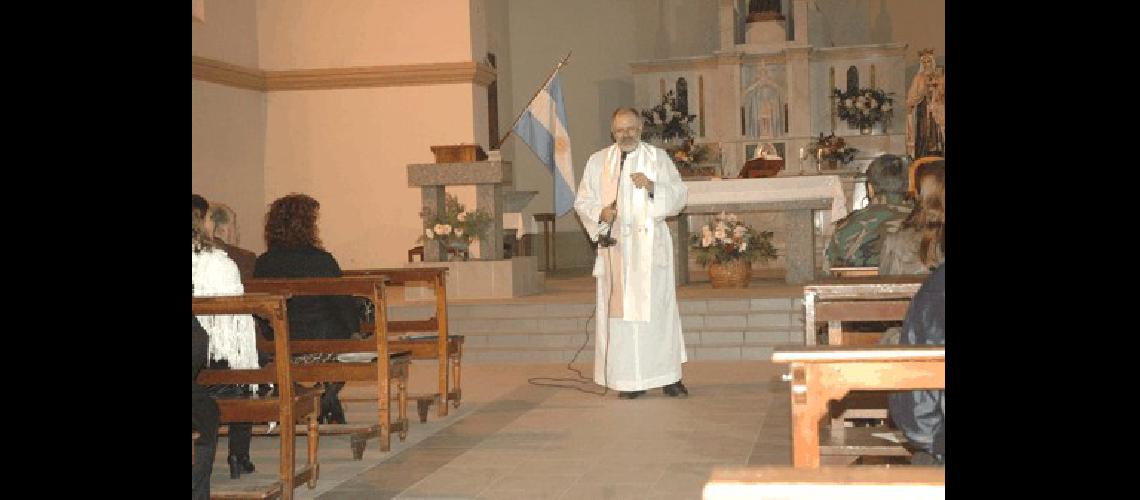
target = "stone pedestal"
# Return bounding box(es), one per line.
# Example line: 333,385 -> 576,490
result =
746,20 -> 786,45
404,257 -> 544,300
408,161 -> 511,260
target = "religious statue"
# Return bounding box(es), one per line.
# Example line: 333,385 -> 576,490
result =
743,64 -> 783,138
906,49 -> 946,157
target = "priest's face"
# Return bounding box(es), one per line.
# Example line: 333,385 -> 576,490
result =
611,112 -> 642,153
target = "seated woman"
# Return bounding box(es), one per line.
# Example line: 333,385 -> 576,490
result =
192,206 -> 260,479
880,158 -> 944,276
253,193 -> 360,424
887,262 -> 945,465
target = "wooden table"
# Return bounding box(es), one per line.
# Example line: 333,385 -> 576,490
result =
533,212 -> 556,271
772,346 -> 945,468
802,275 -> 927,345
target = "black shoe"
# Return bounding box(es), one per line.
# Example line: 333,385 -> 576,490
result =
662,381 -> 689,397
227,453 -> 255,479
618,390 -> 646,399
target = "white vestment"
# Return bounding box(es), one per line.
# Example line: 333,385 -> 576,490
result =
574,142 -> 688,391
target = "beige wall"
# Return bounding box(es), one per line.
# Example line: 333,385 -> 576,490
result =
257,0 -> 487,268
192,0 -> 267,254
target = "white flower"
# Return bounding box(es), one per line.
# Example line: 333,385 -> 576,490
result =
733,225 -> 747,237
855,95 -> 865,104
454,228 -> 464,237
664,103 -> 673,114
425,228 -> 435,239
845,98 -> 853,107
702,226 -> 713,237
701,235 -> 713,247
434,224 -> 453,235
741,242 -> 748,251
457,212 -> 467,222
727,213 -> 738,223
883,102 -> 893,111
869,99 -> 878,108
714,228 -> 726,239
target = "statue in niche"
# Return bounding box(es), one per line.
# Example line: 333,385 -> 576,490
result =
676,77 -> 689,116
846,66 -> 859,94
743,64 -> 783,138
747,0 -> 784,21
906,49 -> 946,157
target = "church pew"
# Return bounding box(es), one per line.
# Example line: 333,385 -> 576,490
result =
343,267 -> 462,421
703,466 -> 944,500
802,276 -> 925,346
771,345 -> 945,468
194,294 -> 321,500
802,276 -> 927,442
238,276 -> 411,458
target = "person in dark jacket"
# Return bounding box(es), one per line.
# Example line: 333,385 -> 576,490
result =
254,193 -> 359,424
887,262 -> 945,464
192,315 -> 219,499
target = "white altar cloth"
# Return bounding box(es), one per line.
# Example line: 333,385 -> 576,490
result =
683,175 -> 848,232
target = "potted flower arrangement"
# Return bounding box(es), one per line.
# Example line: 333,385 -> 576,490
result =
806,133 -> 858,169
641,90 -> 696,145
690,212 -> 778,288
670,142 -> 717,177
832,87 -> 895,134
419,194 -> 492,261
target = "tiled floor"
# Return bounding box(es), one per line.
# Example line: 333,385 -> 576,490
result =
207,360 -> 795,499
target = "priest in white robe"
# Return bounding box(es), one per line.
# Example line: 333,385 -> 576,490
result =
574,107 -> 689,399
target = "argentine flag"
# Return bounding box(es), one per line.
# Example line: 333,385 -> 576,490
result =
512,73 -> 574,216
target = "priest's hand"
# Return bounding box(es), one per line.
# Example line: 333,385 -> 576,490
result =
601,204 -> 617,224
630,173 -> 654,192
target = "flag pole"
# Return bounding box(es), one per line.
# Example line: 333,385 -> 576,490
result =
498,51 -> 572,147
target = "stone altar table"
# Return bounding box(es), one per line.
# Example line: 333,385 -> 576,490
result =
677,176 -> 847,285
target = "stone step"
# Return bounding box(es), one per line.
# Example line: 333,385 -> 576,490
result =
462,343 -> 783,363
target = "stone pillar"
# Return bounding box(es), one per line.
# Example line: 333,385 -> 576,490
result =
793,0 -> 809,44
421,186 -> 446,261
785,46 -> 812,174
719,0 -> 737,51
784,208 -> 816,284
475,183 -> 503,260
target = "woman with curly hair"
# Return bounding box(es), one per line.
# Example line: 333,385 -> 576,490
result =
879,159 -> 945,275
253,193 -> 360,424
192,200 -> 259,480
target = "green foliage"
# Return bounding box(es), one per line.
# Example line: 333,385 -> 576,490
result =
640,90 -> 696,142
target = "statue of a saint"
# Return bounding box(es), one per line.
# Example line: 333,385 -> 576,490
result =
743,66 -> 783,138
906,49 -> 946,157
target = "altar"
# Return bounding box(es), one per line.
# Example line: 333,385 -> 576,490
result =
676,175 -> 846,285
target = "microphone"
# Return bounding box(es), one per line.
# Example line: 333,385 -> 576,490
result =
598,151 -> 629,248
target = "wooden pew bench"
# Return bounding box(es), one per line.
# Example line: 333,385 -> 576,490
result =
802,276 -> 928,440
803,276 -> 926,346
703,466 -> 945,500
194,294 -> 321,500
343,267 -> 462,422
771,346 -> 945,468
241,276 -> 411,459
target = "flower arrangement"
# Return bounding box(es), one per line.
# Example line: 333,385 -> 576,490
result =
806,133 -> 858,165
419,194 -> 492,249
689,212 -> 778,266
832,87 -> 895,130
671,142 -> 718,176
641,90 -> 697,142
